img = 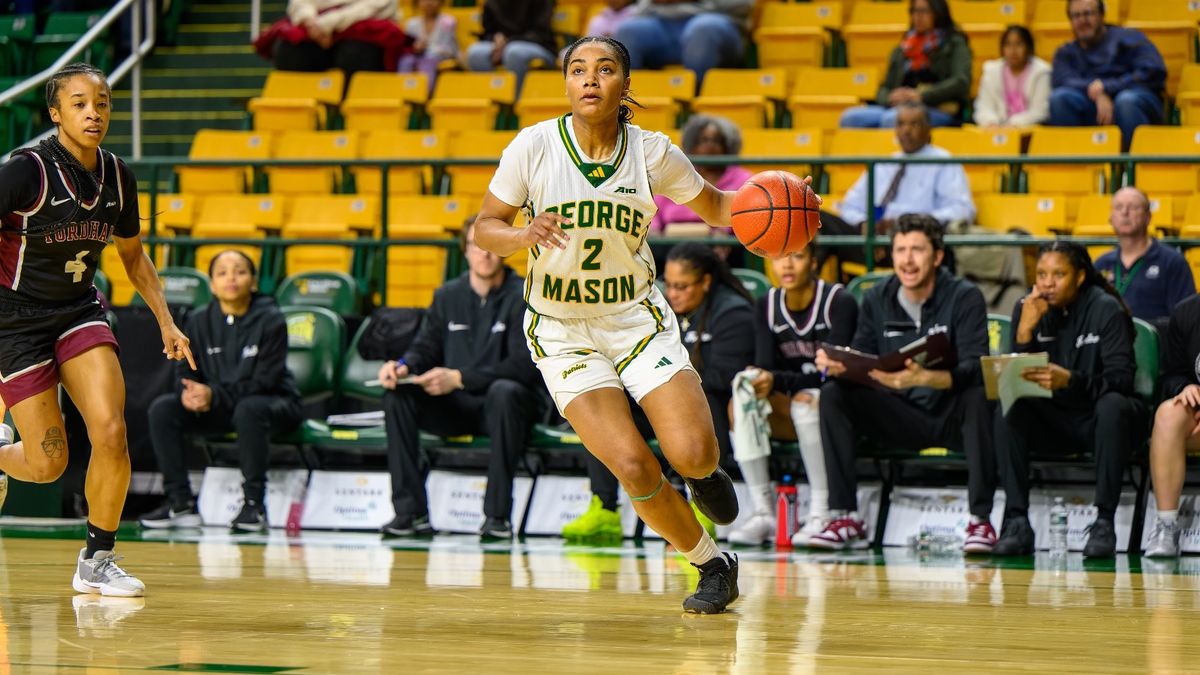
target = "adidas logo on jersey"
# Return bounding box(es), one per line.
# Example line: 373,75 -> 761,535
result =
588,167 -> 607,179
614,186 -> 637,194
654,357 -> 672,369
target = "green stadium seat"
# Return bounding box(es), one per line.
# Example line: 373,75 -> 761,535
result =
93,268 -> 111,302
340,318 -> 386,402
131,267 -> 213,308
282,306 -> 345,404
33,11 -> 111,74
987,313 -> 1012,355
731,268 -> 772,300
275,271 -> 361,317
0,14 -> 34,76
0,76 -> 41,149
1132,318 -> 1160,405
844,271 -> 890,301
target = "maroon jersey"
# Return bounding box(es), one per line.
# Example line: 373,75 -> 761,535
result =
0,146 -> 139,306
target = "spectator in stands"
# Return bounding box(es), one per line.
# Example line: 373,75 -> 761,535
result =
138,251 -> 303,533
562,243 -> 754,540
840,0 -> 971,129
1144,295 -> 1200,558
587,0 -> 637,39
465,0 -> 556,92
973,25 -> 1051,128
257,0 -> 408,80
993,240 -> 1148,559
1093,187 -> 1194,326
726,242 -> 859,547
376,218 -> 542,540
651,115 -> 751,234
399,0 -> 459,92
1048,0 -> 1166,151
615,0 -> 752,89
810,215 -> 997,553
822,103 -> 974,265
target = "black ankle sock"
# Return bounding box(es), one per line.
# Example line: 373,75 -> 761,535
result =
85,522 -> 116,559
599,495 -> 619,512
1097,507 -> 1116,523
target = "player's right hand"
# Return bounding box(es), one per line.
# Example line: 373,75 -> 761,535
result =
378,361 -> 409,390
522,213 -> 572,250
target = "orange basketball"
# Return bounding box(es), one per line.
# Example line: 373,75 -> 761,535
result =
731,171 -> 821,258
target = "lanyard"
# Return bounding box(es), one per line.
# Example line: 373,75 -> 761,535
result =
1113,258 -> 1145,296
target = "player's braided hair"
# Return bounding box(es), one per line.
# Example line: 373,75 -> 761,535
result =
30,62 -> 113,233
561,36 -> 643,124
1037,239 -> 1133,322
665,242 -> 753,372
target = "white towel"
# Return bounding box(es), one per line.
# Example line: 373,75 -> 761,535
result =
731,368 -> 772,462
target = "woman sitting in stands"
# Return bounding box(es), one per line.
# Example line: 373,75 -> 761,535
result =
255,0 -> 409,81
973,25 -> 1051,128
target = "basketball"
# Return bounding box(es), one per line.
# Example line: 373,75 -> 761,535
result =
731,171 -> 821,258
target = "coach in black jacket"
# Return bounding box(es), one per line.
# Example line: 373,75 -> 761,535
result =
377,220 -> 540,540
140,250 -> 302,532
993,241 -> 1147,559
810,215 -> 996,552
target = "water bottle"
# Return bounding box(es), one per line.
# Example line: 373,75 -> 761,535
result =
775,474 -> 798,549
1049,496 -> 1069,558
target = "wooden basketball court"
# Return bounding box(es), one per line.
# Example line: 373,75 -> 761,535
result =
0,524 -> 1196,672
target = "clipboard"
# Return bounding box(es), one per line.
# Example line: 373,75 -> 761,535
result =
980,352 -> 1052,413
819,333 -> 955,389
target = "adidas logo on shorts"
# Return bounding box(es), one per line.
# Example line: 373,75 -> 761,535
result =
654,357 -> 672,369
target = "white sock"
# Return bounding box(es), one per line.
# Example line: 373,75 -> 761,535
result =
738,456 -> 774,515
970,514 -> 985,525
1160,509 -> 1178,526
791,398 -> 829,515
683,532 -> 723,567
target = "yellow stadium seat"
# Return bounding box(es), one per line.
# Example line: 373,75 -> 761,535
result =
843,1 -> 908,70
384,197 -> 465,308
191,194 -> 286,275
552,5 -> 583,43
1176,64 -> 1200,125
268,130 -> 359,196
1123,3 -> 1196,98
514,70 -> 571,127
248,70 -> 344,131
100,241 -> 153,306
1182,194 -> 1200,236
446,130 -> 517,199
389,195 -> 474,236
930,127 -> 1020,194
447,7 -> 483,59
427,71 -> 516,131
691,68 -> 787,129
754,2 -> 843,69
1031,1 -> 1072,63
950,1 -> 1027,97
825,128 -> 898,195
739,128 -> 823,177
629,68 -> 695,131
340,72 -> 429,131
1186,248 -> 1200,292
178,130 -> 272,196
1073,192 -> 1173,237
139,192 -> 197,234
1025,125 -> 1120,219
974,193 -> 1067,235
282,195 -> 379,276
787,66 -> 880,134
352,130 -> 447,196
1129,126 -> 1200,230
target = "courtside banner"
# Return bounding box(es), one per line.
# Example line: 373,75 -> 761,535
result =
1143,491 -> 1200,553
882,488 -> 1007,547
198,467 -> 309,528
300,470 -> 393,530
426,470 -> 533,533
1029,487 -> 1136,552
522,475 -> 594,535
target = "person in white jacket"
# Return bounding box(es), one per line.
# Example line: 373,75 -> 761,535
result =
973,25 -> 1051,127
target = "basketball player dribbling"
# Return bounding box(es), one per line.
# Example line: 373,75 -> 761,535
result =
0,63 -> 196,597
475,36 -> 818,614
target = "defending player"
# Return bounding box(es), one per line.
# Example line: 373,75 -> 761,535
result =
0,63 -> 195,596
475,36 -> 814,613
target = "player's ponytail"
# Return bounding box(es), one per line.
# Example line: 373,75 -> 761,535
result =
562,36 -> 644,125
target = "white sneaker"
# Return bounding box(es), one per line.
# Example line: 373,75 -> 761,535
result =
727,512 -> 774,546
72,549 -> 145,597
792,515 -> 829,546
1144,519 -> 1181,558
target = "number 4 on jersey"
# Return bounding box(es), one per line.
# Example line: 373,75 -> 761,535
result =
65,250 -> 89,283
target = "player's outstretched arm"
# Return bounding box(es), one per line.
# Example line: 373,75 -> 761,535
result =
684,183 -> 735,231
114,235 -> 196,370
475,190 -> 570,258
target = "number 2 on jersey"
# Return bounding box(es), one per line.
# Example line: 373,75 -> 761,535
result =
65,250 -> 89,283
581,239 -> 603,271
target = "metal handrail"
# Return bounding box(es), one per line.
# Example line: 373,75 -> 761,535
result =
2,0 -> 156,158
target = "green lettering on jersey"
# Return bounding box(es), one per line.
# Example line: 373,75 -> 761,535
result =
564,278 -> 582,303
596,201 -> 613,230
583,278 -> 601,304
576,200 -> 595,229
615,204 -> 631,234
542,275 -> 563,302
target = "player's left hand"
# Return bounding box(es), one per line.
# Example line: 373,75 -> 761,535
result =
1021,363 -> 1071,391
414,367 -> 464,396
800,174 -> 822,208
161,323 -> 197,370
869,359 -> 929,390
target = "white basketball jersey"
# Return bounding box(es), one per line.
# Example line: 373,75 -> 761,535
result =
489,114 -> 705,319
